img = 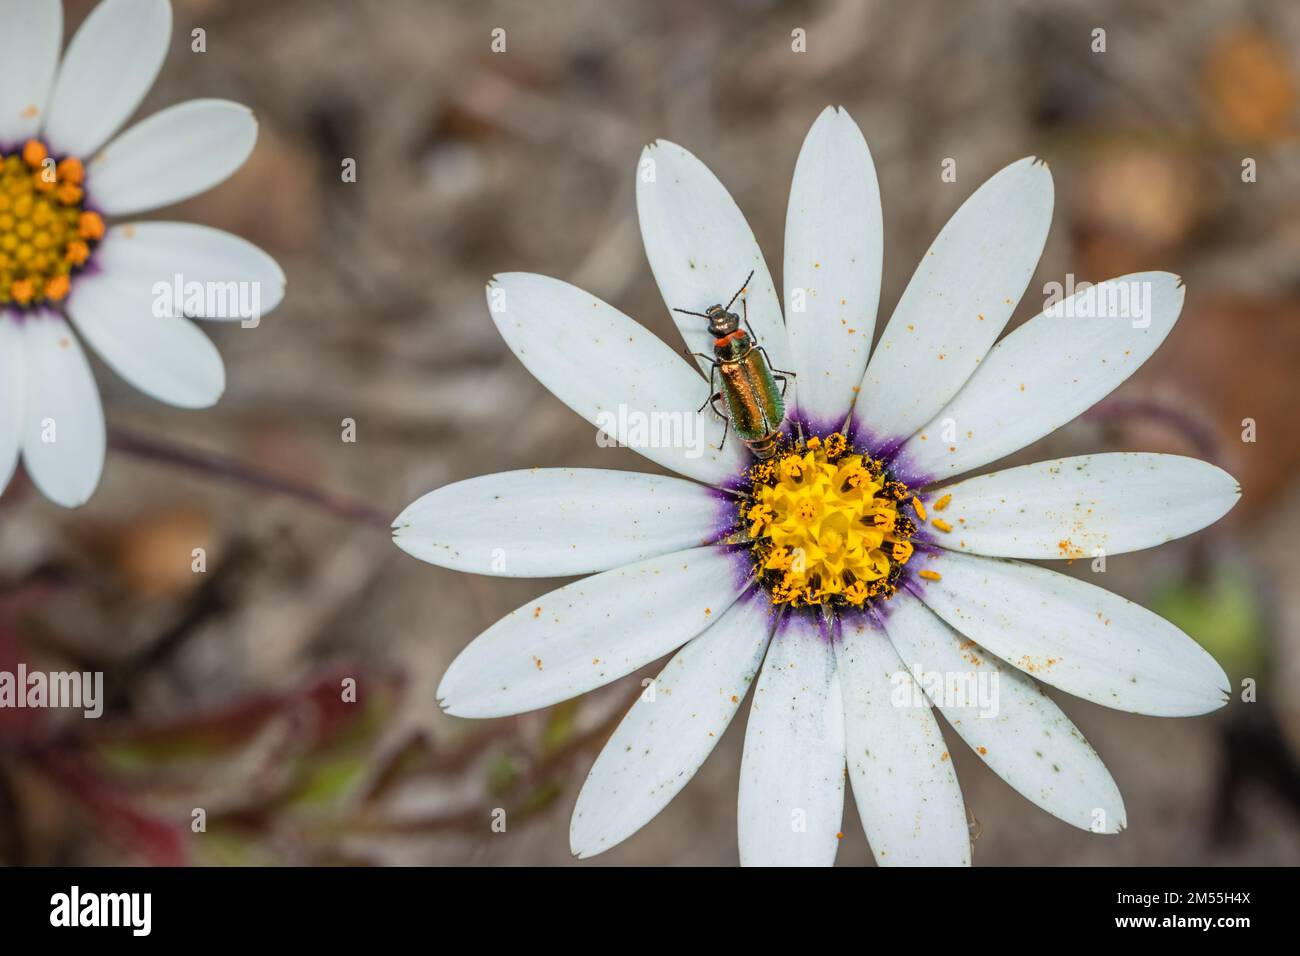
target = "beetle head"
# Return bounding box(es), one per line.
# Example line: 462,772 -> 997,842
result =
705,305 -> 740,337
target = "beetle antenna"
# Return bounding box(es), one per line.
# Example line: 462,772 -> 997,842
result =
672,308 -> 712,318
725,270 -> 755,311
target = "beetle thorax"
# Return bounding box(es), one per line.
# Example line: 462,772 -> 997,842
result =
712,329 -> 751,361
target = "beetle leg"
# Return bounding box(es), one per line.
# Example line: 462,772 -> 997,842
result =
698,392 -> 730,450
698,365 -> 723,414
699,390 -> 725,415
741,294 -> 758,340
772,373 -> 791,398
758,346 -> 796,378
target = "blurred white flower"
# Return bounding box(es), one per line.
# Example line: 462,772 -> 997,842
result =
0,0 -> 284,506
395,106 -> 1238,866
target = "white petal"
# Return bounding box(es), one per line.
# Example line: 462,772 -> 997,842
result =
66,272 -> 225,409
436,545 -> 747,718
913,550 -> 1229,717
854,158 -> 1054,451
922,453 -> 1240,559
92,222 -> 284,320
900,272 -> 1185,481
20,313 -> 105,508
783,107 -> 883,429
837,611 -> 970,865
487,273 -> 746,485
89,100 -> 258,216
636,140 -> 793,379
394,468 -> 726,578
42,0 -> 172,158
0,0 -> 61,143
570,596 -> 773,858
882,592 -> 1125,833
0,316 -> 26,493
738,614 -> 845,866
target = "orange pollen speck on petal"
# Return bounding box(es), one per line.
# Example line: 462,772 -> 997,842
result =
0,141 -> 100,308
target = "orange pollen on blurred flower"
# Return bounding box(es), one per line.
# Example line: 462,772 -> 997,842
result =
79,210 -> 105,240
0,140 -> 100,307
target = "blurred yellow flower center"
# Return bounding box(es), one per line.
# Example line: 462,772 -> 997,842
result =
0,140 -> 104,308
743,433 -> 916,608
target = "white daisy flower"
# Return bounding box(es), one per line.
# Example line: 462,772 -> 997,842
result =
395,106 -> 1239,866
0,0 -> 284,507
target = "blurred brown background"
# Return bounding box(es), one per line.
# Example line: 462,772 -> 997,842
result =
2,0 -> 1299,865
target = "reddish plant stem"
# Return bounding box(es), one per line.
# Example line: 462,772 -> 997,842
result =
108,427 -> 392,530
1083,396 -> 1223,463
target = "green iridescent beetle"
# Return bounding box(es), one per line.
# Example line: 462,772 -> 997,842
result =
675,271 -> 795,460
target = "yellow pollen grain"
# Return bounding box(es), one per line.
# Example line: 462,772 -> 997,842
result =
933,494 -> 952,511
932,518 -> 953,533
911,496 -> 927,522
919,570 -> 942,581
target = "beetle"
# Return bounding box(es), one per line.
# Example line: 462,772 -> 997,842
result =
674,271 -> 794,460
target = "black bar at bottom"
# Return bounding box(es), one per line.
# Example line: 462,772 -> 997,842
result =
0,865 -> 1280,940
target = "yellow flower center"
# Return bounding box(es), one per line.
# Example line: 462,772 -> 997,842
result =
742,433 -> 917,608
0,140 -> 104,308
